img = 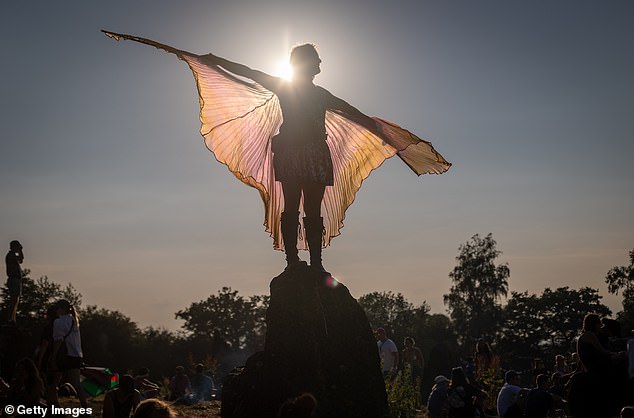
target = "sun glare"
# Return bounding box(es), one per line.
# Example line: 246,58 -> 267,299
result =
274,60 -> 293,81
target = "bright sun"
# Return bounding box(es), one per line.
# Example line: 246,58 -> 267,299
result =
274,60 -> 293,81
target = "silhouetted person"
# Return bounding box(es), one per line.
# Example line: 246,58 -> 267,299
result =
524,374 -> 563,418
168,365 -> 191,401
447,366 -> 485,418
376,327 -> 398,378
5,240 -> 24,324
190,363 -> 214,401
48,299 -> 87,408
402,336 -> 424,382
102,374 -> 141,418
427,375 -> 449,418
203,45 -> 384,275
134,367 -> 159,399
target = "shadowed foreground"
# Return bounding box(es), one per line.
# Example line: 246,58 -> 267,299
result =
221,264 -> 389,418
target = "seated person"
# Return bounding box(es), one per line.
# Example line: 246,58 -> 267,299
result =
190,364 -> 215,402
102,374 -> 141,418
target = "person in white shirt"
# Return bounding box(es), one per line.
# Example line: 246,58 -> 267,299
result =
49,299 -> 87,407
376,327 -> 398,378
497,370 -> 525,418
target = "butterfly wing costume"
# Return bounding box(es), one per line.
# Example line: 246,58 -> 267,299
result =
103,31 -> 451,251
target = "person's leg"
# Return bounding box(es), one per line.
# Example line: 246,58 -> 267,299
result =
67,368 -> 88,407
303,183 -> 328,272
8,295 -> 18,322
281,181 -> 303,269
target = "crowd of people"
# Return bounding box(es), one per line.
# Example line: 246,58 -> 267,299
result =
4,239 -> 634,417
375,315 -> 634,418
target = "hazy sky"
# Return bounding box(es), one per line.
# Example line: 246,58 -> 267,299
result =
2,1 -> 632,330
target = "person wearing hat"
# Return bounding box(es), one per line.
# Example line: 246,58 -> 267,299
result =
497,370 -> 526,418
427,375 -> 450,418
5,240 -> 24,324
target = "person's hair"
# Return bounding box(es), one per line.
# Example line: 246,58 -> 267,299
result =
56,299 -> 80,325
535,374 -> 549,387
582,313 -> 601,333
475,339 -> 491,355
195,363 -> 204,373
404,337 -> 414,345
290,43 -> 318,65
621,406 -> 634,418
119,374 -> 135,393
601,317 -> 622,338
133,399 -> 176,418
277,393 -> 317,418
9,240 -> 22,251
449,367 -> 469,388
555,354 -> 565,363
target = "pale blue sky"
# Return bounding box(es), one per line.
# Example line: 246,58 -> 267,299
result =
1,1 -> 632,329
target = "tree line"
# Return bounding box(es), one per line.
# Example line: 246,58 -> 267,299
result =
2,234 -> 632,386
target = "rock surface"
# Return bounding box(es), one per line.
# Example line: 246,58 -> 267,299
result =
221,264 -> 389,418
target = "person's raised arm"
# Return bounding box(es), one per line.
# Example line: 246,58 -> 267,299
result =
322,88 -> 379,132
201,53 -> 282,93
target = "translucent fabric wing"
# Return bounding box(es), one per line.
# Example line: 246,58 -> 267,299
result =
103,31 -> 451,250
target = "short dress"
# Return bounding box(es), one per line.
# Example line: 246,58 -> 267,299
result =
272,84 -> 334,186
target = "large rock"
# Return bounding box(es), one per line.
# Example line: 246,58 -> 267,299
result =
221,264 -> 389,418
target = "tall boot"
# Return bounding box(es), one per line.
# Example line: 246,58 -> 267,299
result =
304,216 -> 329,274
281,211 -> 304,270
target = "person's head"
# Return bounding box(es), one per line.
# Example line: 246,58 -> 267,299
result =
433,375 -> 449,387
9,240 -> 22,252
375,327 -> 387,342
55,299 -> 79,324
621,406 -> 634,418
475,339 -> 491,354
195,363 -> 204,374
404,337 -> 414,348
289,43 -> 321,80
137,367 -> 150,377
555,354 -> 565,366
551,372 -> 561,385
535,374 -> 549,388
133,399 -> 176,418
504,370 -> 520,385
450,367 -> 469,387
175,365 -> 184,375
582,313 -> 602,333
277,392 -> 317,418
119,375 -> 135,394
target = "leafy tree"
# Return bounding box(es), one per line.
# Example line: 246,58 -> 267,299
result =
605,249 -> 634,329
79,305 -> 142,371
175,287 -> 269,355
358,291 -> 429,348
498,287 -> 611,367
443,233 -> 510,345
1,270 -> 82,326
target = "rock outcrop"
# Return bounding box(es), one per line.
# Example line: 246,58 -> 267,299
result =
221,264 -> 389,418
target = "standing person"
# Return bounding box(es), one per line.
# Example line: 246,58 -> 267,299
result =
49,299 -> 88,408
376,328 -> 398,379
5,240 -> 24,324
497,370 -> 525,418
474,339 -> 500,381
104,31 -> 451,274
402,337 -> 424,382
